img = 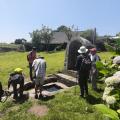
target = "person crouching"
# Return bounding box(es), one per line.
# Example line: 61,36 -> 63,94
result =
32,56 -> 46,99
8,68 -> 24,99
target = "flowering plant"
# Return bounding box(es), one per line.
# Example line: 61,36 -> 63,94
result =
96,61 -> 118,78
102,72 -> 120,109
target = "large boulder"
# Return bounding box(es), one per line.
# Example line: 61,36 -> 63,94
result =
113,56 -> 120,64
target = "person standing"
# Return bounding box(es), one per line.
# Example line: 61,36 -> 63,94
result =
27,47 -> 37,81
32,56 -> 46,99
75,46 -> 91,98
89,48 -> 100,91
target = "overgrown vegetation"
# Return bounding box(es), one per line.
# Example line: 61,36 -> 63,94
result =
95,52 -> 120,120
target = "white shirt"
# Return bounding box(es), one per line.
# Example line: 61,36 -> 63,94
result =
90,54 -> 100,63
32,58 -> 46,78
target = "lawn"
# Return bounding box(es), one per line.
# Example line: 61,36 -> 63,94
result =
0,51 -> 116,120
0,51 -> 65,85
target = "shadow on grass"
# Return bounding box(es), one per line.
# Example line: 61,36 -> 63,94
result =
95,88 -> 104,93
39,95 -> 55,101
85,94 -> 102,105
97,80 -> 104,84
13,93 -> 29,104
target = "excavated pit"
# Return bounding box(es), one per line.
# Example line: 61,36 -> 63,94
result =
9,71 -> 77,98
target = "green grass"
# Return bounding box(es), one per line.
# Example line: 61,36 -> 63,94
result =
98,51 -> 116,61
0,86 -> 104,120
0,51 -> 116,120
0,51 -> 65,85
0,43 -> 19,48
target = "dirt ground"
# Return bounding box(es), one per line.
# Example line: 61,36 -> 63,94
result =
28,104 -> 49,117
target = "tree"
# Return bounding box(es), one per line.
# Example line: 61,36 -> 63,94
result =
29,29 -> 42,50
30,25 -> 53,51
56,25 -> 70,32
116,32 -> 120,36
15,38 -> 27,44
56,25 -> 74,41
115,38 -> 120,54
80,29 -> 98,43
40,25 -> 53,51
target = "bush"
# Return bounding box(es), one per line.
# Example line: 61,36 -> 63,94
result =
95,40 -> 106,51
24,42 -> 33,51
105,43 -> 115,52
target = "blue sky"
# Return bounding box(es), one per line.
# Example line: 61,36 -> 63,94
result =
0,0 -> 120,43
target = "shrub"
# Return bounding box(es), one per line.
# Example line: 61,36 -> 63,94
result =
105,43 -> 115,52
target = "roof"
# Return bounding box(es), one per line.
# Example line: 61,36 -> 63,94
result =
40,31 -> 92,47
51,32 -> 68,44
50,32 -> 91,44
109,36 -> 120,39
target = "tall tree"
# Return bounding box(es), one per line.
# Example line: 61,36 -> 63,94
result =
56,25 -> 70,32
40,25 -> 53,51
116,32 -> 120,36
56,25 -> 74,41
29,29 -> 42,50
15,38 -> 27,44
80,29 -> 98,43
30,25 -> 53,51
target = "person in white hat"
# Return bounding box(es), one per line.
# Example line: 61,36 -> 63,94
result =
75,46 -> 91,98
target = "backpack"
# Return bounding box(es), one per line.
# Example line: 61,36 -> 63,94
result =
80,55 -> 91,72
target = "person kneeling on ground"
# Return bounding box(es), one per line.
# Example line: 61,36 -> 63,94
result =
32,56 -> 46,99
8,68 -> 24,99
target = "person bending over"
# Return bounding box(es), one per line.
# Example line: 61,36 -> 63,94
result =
8,68 -> 24,99
32,56 -> 46,99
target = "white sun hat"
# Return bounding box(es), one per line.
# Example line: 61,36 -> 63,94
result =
78,46 -> 88,53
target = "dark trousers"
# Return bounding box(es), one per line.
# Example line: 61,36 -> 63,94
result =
78,73 -> 89,96
29,63 -> 33,81
12,80 -> 24,98
0,82 -> 4,100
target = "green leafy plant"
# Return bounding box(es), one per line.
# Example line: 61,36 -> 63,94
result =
94,104 -> 119,120
96,61 -> 118,77
115,39 -> 120,54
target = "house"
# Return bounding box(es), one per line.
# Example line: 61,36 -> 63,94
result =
43,31 -> 92,51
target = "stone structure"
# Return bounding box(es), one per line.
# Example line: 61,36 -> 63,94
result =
64,37 -> 93,70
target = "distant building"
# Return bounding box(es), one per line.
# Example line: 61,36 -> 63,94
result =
40,31 -> 92,51
109,36 -> 120,40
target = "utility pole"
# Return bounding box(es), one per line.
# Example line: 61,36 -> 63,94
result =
92,28 -> 96,45
74,26 -> 80,37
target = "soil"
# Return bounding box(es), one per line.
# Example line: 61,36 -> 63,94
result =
28,105 -> 49,117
